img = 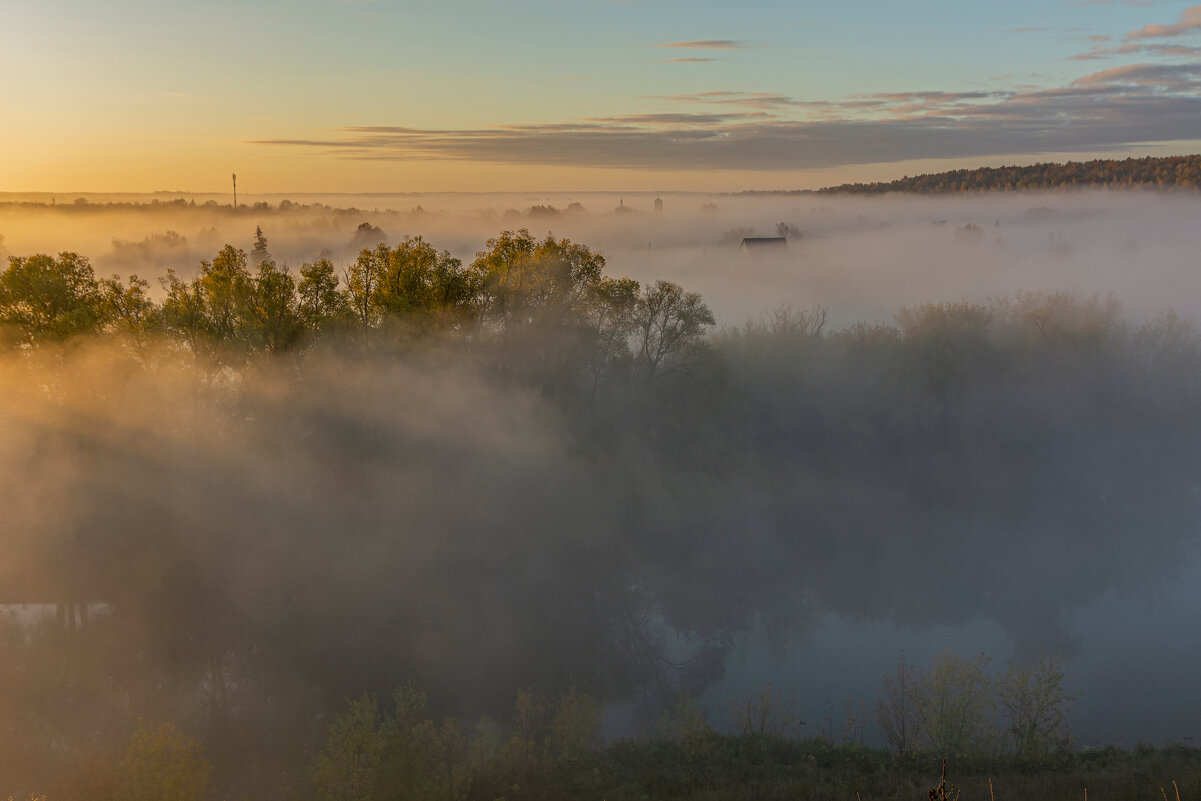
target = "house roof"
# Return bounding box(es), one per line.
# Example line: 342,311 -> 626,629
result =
740,237 -> 788,249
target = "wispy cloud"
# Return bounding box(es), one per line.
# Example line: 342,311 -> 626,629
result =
1069,61 -> 1201,87
1008,26 -> 1087,34
655,39 -> 747,50
1072,41 -> 1201,59
1072,5 -> 1201,58
581,112 -> 763,125
254,61 -> 1201,173
645,91 -> 801,110
1124,4 -> 1201,39
1072,0 -> 1154,7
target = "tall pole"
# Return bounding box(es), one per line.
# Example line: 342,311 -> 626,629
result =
232,173 -> 237,212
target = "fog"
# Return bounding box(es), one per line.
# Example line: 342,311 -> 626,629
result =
2,188 -> 1201,793
5,189 -> 1201,329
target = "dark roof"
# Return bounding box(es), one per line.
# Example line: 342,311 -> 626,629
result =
740,237 -> 788,249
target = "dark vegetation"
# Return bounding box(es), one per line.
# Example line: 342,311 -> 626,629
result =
2,225 -> 1201,798
739,154 -> 1201,195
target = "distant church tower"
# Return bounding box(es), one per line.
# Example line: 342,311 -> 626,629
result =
654,194 -> 663,214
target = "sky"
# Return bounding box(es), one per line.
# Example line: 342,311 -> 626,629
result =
4,0 -> 1201,193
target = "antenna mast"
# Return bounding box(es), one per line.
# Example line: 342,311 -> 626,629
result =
232,173 -> 237,212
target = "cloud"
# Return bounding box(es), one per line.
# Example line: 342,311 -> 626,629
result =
254,65 -> 1201,172
655,39 -> 747,49
1069,61 -> 1201,87
581,112 -> 762,125
1072,0 -> 1154,7
1124,4 -> 1201,39
1073,41 -> 1201,59
1007,25 -> 1087,33
1072,7 -> 1201,59
646,91 -> 802,110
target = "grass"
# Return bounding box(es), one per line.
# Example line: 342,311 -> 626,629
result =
563,737 -> 1201,801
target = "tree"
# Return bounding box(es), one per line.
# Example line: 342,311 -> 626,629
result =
119,722 -> 212,801
878,654 -> 923,755
246,261 -> 303,353
346,245 -> 386,329
633,280 -> 715,380
372,236 -> 479,320
250,226 -> 270,266
197,245 -> 253,343
351,221 -> 387,250
159,269 -> 214,355
0,252 -> 103,344
548,688 -> 600,763
158,246 -> 255,356
346,238 -> 481,333
471,229 -> 605,333
470,230 -> 641,393
311,695 -> 391,801
729,681 -> 801,739
775,222 -> 802,239
915,651 -> 995,757
996,657 -> 1073,758
311,687 -> 471,801
298,258 -> 348,333
100,274 -> 158,337
582,275 -> 641,391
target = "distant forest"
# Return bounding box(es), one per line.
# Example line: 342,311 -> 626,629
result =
741,154 -> 1201,195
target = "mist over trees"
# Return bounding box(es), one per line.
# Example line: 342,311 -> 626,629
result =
2,226 -> 1201,796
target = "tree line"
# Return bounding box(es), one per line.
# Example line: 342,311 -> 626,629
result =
47,650 -> 1075,801
809,154 -> 1201,194
0,225 -> 713,389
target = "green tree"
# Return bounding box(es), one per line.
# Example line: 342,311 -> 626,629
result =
246,260 -> 303,353
470,230 -> 646,396
346,244 -> 387,329
548,688 -> 600,764
373,236 -> 480,320
99,274 -> 159,337
197,245 -> 253,342
250,225 -> 270,266
159,245 -> 267,356
119,722 -> 212,801
297,257 -> 348,333
915,651 -> 995,757
0,252 -> 103,344
471,229 -> 605,332
312,687 -> 471,801
159,269 -> 214,355
996,657 -> 1073,758
346,238 -> 481,333
311,695 -> 391,801
378,685 -> 471,801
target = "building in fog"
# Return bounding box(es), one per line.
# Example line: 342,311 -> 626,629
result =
740,236 -> 788,254
654,195 -> 663,213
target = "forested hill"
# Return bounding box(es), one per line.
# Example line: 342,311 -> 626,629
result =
803,154 -> 1201,194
